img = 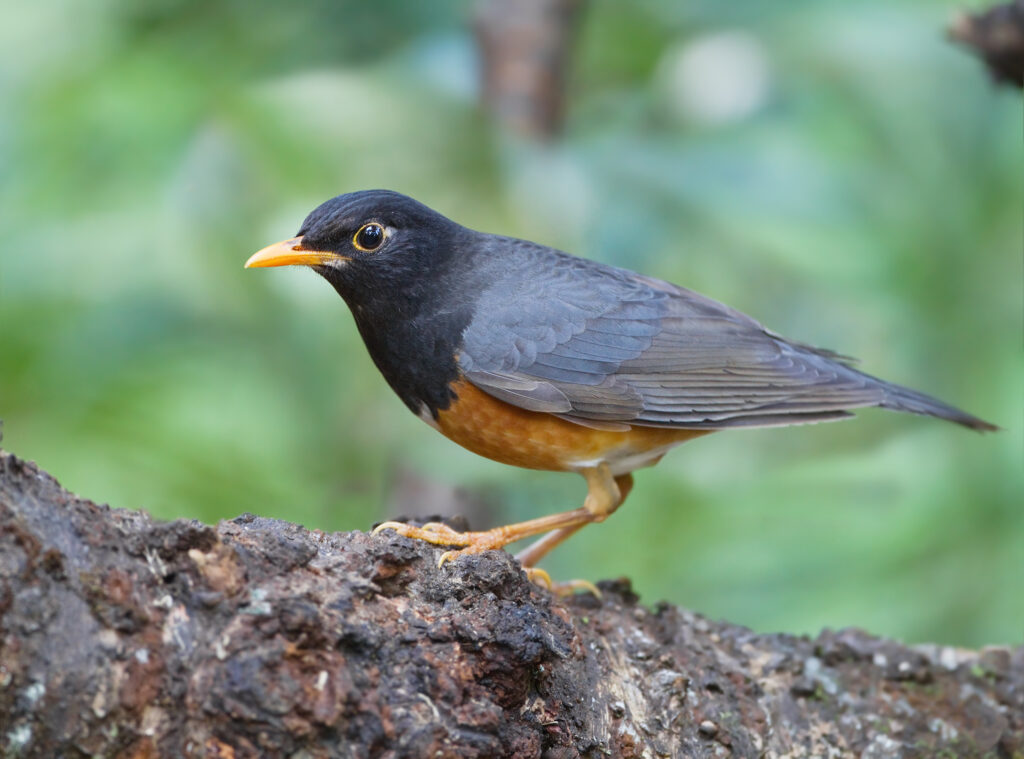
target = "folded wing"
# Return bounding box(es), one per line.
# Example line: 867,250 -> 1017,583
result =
459,243 -> 992,431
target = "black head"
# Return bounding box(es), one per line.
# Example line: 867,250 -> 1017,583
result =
246,190 -> 480,416
245,190 -> 465,302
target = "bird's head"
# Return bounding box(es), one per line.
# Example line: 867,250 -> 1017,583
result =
245,190 -> 463,298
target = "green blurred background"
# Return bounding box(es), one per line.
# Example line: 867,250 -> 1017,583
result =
1,0 -> 1020,647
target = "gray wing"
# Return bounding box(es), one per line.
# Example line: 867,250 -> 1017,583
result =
459,243 -> 989,431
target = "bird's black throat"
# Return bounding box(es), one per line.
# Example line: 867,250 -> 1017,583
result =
315,257 -> 480,420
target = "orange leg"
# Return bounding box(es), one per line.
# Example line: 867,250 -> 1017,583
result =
372,465 -> 632,568
514,472 -> 634,568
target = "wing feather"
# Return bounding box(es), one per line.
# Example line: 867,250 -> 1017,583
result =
458,240 -> 990,431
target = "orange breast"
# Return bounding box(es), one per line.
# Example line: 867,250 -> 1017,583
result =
434,380 -> 709,473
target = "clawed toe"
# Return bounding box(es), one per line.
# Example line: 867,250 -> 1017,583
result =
372,520 -> 471,547
548,578 -> 602,598
372,519 -> 601,596
524,568 -> 601,597
524,567 -> 553,588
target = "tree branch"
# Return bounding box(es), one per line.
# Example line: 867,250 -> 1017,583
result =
474,0 -> 585,139
0,450 -> 1021,757
950,1 -> 1024,87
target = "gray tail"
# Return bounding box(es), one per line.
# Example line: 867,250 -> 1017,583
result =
878,381 -> 997,432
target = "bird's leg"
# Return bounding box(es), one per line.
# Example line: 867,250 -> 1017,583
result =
514,472 -> 634,569
515,472 -> 633,595
372,465 -> 631,570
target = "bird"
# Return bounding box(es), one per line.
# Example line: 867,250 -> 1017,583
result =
245,189 -> 995,580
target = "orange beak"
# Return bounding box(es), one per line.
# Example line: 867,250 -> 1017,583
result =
244,237 -> 348,268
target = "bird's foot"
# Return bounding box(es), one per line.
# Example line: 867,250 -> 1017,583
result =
524,567 -> 601,597
372,521 -> 601,596
372,521 -> 518,567
373,508 -> 594,567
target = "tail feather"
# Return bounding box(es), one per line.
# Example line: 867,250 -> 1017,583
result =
877,381 -> 997,432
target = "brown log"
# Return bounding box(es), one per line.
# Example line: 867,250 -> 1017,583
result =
0,449 -> 1021,758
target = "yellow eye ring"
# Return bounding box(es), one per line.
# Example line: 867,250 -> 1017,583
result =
353,223 -> 386,251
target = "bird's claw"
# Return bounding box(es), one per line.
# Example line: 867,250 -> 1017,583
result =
549,578 -> 602,598
524,568 -> 602,597
373,521 -> 601,596
371,520 -> 470,546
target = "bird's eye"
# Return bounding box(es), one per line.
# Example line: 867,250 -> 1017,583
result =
354,223 -> 385,251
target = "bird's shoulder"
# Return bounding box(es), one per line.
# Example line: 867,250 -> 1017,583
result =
453,235 -> 879,428
458,233 -> 767,365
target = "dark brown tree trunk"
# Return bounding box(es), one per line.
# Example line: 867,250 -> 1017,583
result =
475,0 -> 585,139
0,450 -> 1020,758
949,1 -> 1024,87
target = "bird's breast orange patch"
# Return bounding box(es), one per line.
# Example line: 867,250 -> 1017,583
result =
433,379 -> 707,472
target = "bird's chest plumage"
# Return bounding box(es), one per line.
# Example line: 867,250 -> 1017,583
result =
432,379 -> 709,473
340,252 -> 496,419
349,300 -> 470,418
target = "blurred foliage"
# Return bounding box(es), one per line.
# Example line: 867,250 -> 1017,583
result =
0,0 -> 1020,647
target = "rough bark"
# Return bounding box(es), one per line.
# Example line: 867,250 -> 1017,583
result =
0,450 -> 1021,758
